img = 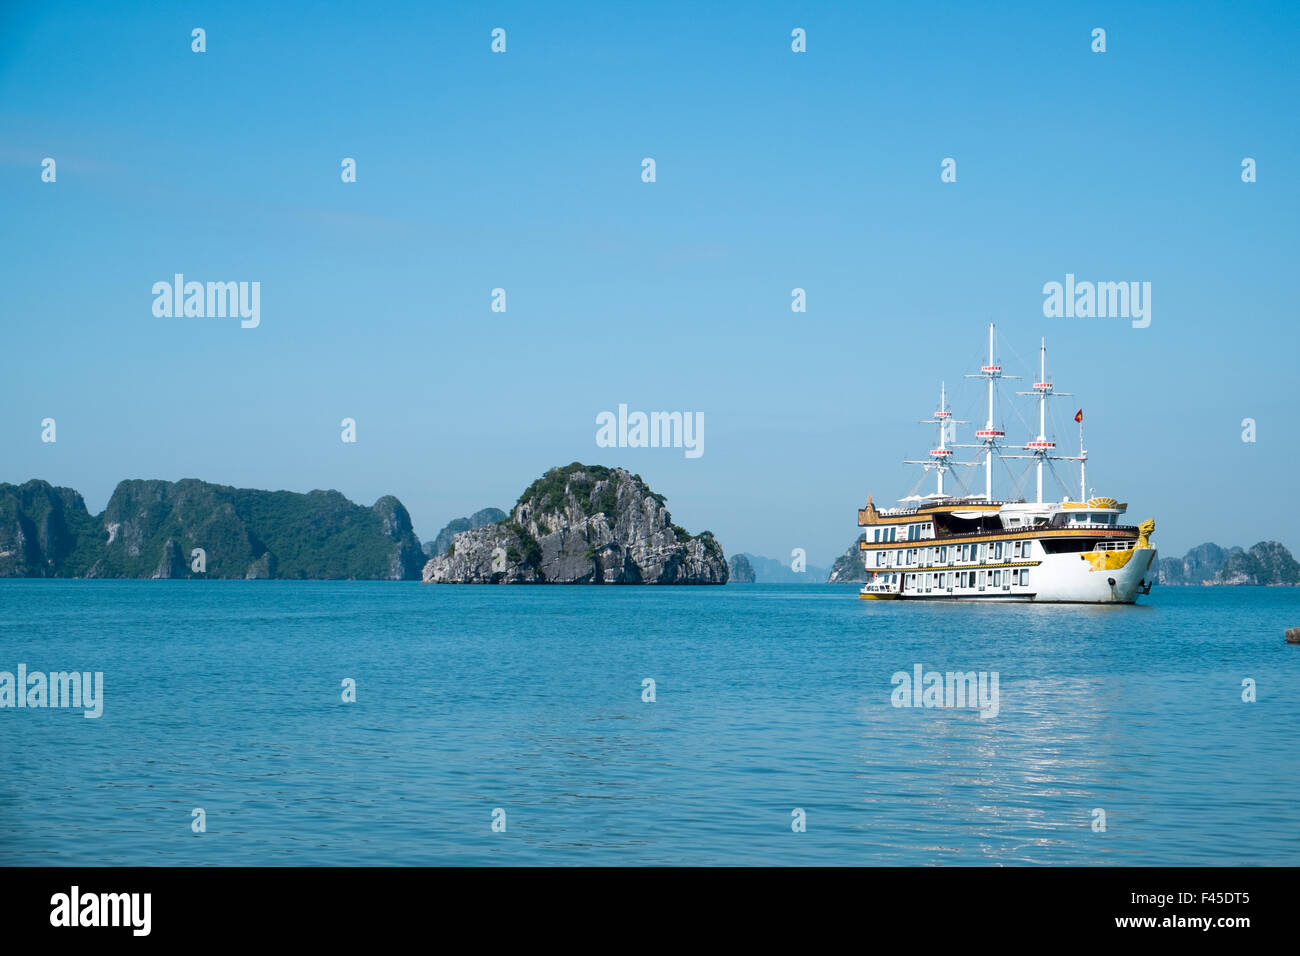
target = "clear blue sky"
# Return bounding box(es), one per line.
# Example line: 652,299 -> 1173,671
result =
2,1 -> 1297,563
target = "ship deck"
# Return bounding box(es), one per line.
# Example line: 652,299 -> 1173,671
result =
859,525 -> 1140,550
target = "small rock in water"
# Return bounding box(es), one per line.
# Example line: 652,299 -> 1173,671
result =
1286,627 -> 1300,644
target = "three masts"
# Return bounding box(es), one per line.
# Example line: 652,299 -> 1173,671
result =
857,324 -> 1157,604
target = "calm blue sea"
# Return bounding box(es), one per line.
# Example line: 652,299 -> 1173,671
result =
1,581 -> 1298,866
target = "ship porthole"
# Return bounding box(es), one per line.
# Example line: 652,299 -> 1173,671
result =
1107,577 -> 1116,586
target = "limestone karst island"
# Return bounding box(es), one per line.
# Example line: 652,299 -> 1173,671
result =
0,463 -> 729,584
422,464 -> 727,584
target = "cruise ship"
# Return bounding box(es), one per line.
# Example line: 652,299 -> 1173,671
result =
857,324 -> 1157,603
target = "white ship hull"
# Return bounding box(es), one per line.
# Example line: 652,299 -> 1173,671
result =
862,545 -> 1157,604
1030,545 -> 1157,603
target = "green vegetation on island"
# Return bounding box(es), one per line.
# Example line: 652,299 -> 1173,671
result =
0,478 -> 425,580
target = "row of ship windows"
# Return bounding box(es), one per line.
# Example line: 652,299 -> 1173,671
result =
873,518 -> 1118,544
870,523 -> 934,542
876,569 -> 1030,590
874,540 -> 1036,568
1069,513 -> 1119,525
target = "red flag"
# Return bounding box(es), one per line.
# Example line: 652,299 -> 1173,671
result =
1074,409 -> 1083,424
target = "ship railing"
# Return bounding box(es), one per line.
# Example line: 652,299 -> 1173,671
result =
1092,540 -> 1135,551
1051,522 -> 1133,531
929,525 -> 1140,540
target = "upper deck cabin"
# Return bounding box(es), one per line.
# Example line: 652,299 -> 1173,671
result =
857,494 -> 1137,544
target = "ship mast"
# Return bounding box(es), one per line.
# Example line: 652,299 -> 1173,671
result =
1079,417 -> 1087,502
957,322 -> 1017,501
1013,339 -> 1074,504
904,382 -> 969,499
1037,340 -> 1048,499
1002,336 -> 1086,503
